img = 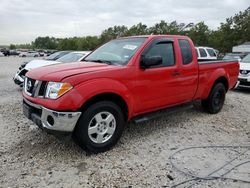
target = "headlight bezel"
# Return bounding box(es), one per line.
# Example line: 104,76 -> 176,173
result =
45,81 -> 73,99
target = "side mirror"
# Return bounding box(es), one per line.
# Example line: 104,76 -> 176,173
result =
140,55 -> 162,69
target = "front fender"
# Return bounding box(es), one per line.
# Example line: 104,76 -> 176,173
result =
74,78 -> 134,118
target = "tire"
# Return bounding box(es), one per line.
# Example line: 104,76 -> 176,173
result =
73,101 -> 125,153
201,83 -> 226,114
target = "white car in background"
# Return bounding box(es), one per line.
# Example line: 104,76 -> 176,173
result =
195,47 -> 218,61
0,52 -> 4,57
14,51 -> 91,86
236,54 -> 250,89
19,51 -> 40,57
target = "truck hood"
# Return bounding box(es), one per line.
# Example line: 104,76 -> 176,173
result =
26,61 -> 116,83
240,62 -> 250,70
25,59 -> 61,70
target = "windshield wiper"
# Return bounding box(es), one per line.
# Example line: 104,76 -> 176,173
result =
85,59 -> 113,65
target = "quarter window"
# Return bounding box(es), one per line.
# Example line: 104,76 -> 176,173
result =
179,40 -> 193,65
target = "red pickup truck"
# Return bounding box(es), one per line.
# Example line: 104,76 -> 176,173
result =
22,35 -> 239,153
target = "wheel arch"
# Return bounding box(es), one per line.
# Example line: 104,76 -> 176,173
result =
213,76 -> 229,92
205,76 -> 229,99
79,92 -> 129,121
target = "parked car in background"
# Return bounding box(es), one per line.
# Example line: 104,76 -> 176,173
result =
14,51 -> 91,86
37,50 -> 45,57
21,35 -> 239,153
222,53 -> 246,61
1,49 -> 10,56
17,51 -> 71,71
45,50 -> 58,56
9,50 -> 20,56
19,51 -> 39,57
195,47 -> 218,61
235,54 -> 250,89
0,52 -> 4,57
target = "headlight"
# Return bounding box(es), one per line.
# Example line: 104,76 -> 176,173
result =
45,82 -> 73,99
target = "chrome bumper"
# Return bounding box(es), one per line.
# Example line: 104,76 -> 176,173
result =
23,98 -> 81,132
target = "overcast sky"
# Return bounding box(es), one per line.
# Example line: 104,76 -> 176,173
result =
0,0 -> 249,45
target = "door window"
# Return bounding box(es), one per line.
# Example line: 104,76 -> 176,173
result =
144,42 -> 175,68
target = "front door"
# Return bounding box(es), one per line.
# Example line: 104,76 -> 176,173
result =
134,38 -> 183,113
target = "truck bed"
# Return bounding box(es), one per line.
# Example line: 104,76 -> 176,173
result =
195,60 -> 239,100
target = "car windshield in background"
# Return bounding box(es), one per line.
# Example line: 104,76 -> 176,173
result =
84,37 -> 147,65
46,51 -> 69,61
56,52 -> 84,63
241,54 -> 250,63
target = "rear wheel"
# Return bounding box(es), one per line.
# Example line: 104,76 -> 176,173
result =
73,101 -> 125,153
202,83 -> 226,114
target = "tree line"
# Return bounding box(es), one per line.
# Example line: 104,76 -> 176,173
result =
12,7 -> 250,53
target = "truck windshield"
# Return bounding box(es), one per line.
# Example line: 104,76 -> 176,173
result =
241,54 -> 250,63
84,37 -> 147,65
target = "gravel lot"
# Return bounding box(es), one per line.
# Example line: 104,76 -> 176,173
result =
0,56 -> 249,188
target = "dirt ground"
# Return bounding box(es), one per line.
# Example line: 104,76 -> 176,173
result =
0,56 -> 249,188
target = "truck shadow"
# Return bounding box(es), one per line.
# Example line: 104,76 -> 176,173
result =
7,105 -> 203,158
7,102 -> 211,163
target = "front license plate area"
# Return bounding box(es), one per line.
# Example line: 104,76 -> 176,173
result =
239,78 -> 247,83
23,103 -> 32,119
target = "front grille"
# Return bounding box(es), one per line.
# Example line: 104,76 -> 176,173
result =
240,70 -> 250,75
239,81 -> 250,86
20,69 -> 28,77
239,78 -> 247,82
24,77 -> 36,96
38,81 -> 47,97
24,77 -> 47,97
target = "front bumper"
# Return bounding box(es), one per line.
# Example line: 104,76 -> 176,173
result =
236,75 -> 250,88
23,98 -> 82,133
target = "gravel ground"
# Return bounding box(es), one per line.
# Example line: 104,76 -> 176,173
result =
0,56 -> 249,188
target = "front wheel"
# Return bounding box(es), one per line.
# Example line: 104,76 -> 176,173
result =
201,83 -> 226,114
73,101 -> 125,153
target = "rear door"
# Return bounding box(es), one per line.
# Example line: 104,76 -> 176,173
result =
177,39 -> 199,101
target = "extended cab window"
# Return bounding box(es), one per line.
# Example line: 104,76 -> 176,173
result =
199,48 -> 207,57
144,42 -> 175,68
179,39 -> 193,65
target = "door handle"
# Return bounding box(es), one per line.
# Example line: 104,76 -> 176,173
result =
171,71 -> 181,76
